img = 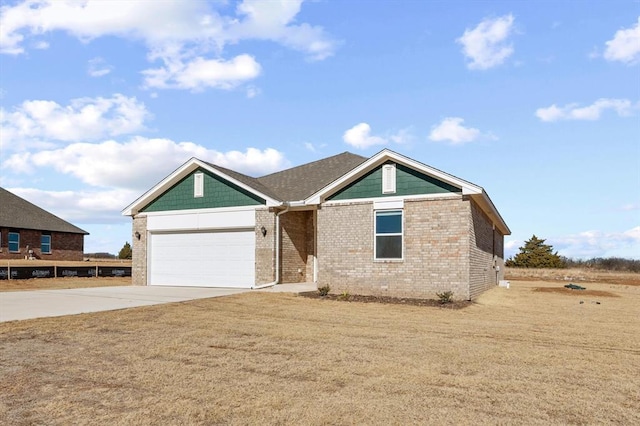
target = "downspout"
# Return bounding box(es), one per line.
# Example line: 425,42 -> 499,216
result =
252,203 -> 290,289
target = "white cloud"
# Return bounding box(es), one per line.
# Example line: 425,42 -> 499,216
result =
535,98 -> 635,122
457,14 -> 515,70
142,54 -> 261,91
231,0 -> 336,62
0,0 -> 336,91
604,17 -> 640,65
550,227 -> 640,259
0,94 -> 151,152
7,187 -> 140,223
343,122 -> 411,150
3,137 -> 289,190
88,57 -> 113,77
246,85 -> 261,99
428,117 -> 481,145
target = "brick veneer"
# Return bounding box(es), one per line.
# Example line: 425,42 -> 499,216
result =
255,208 -> 276,284
468,199 -> 505,299
0,228 -> 84,261
131,216 -> 147,286
279,210 -> 314,283
316,196 -> 503,300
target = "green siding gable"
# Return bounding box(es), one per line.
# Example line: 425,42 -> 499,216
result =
328,163 -> 461,201
141,168 -> 264,212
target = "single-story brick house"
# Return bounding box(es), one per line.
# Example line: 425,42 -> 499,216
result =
123,149 -> 510,300
0,187 -> 88,261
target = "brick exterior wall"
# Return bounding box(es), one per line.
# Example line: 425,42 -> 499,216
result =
316,197 -> 472,300
279,210 -> 314,283
255,208 -> 276,284
468,198 -> 498,299
0,228 -> 84,261
131,216 -> 147,286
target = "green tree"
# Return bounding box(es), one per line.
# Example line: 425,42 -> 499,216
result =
505,235 -> 566,268
118,241 -> 132,260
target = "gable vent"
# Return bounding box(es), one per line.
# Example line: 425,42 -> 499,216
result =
194,172 -> 204,198
382,164 -> 396,194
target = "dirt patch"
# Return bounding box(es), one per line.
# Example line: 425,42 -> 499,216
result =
533,286 -> 619,298
0,276 -> 131,292
505,267 -> 640,286
299,291 -> 472,309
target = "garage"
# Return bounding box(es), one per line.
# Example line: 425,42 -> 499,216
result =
148,229 -> 255,288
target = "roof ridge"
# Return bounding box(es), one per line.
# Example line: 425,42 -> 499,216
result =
258,151 -> 365,179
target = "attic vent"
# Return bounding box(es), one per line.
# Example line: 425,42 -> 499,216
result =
382,164 -> 396,194
194,172 -> 204,198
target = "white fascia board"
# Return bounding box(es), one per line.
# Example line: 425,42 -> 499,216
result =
323,192 -> 461,206
122,158 -> 281,216
471,191 -> 511,236
305,148 -> 482,205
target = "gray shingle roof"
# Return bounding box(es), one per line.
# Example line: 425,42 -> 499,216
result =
0,187 -> 89,234
257,152 -> 367,201
205,152 -> 367,202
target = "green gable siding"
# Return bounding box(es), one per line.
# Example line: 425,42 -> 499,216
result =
141,169 -> 264,212
328,164 -> 461,201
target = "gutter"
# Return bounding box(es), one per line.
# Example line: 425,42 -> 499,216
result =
251,203 -> 290,290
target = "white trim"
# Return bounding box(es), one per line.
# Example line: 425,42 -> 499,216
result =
382,163 -> 396,194
324,193 -> 461,206
147,209 -> 255,232
122,157 -> 281,216
373,199 -> 404,210
373,208 -> 404,261
193,172 -> 204,198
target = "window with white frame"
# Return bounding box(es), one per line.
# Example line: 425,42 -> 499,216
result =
375,210 -> 403,259
194,172 -> 204,198
41,234 -> 51,254
382,163 -> 396,194
8,232 -> 20,253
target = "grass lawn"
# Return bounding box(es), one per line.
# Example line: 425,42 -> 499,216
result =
1,278 -> 639,424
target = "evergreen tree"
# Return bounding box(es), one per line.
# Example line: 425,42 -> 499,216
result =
505,235 -> 566,268
118,242 -> 132,260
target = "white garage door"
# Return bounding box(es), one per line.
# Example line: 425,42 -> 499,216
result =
149,230 -> 255,288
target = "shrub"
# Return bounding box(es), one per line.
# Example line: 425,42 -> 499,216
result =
338,291 -> 350,301
436,291 -> 454,304
318,285 -> 330,296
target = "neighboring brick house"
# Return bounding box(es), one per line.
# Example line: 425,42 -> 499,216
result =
0,187 -> 88,261
122,149 -> 510,300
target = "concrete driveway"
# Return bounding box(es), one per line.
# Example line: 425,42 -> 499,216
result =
0,286 -> 249,322
0,283 -> 316,323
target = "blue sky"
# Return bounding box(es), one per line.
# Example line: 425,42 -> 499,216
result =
1,0 -> 638,259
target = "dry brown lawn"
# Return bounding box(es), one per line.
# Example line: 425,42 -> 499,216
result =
1,278 -> 639,425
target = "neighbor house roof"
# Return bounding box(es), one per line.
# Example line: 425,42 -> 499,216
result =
0,187 -> 89,235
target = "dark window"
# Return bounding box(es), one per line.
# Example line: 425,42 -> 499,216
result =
41,234 -> 51,254
375,210 -> 403,259
9,232 -> 20,253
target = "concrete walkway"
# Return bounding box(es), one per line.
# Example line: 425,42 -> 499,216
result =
0,283 -> 316,323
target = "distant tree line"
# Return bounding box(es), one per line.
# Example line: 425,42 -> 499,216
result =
560,257 -> 640,273
506,235 -> 639,272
